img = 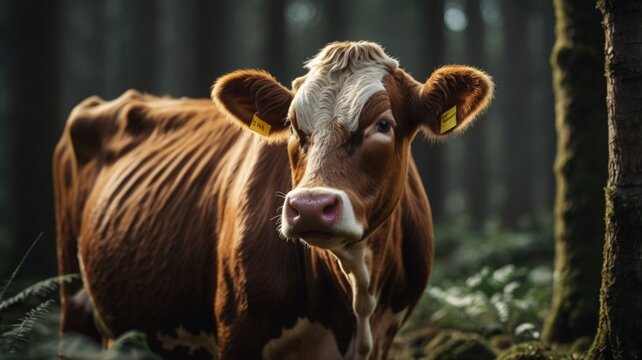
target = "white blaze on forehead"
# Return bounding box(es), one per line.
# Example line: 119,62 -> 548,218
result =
293,42 -> 398,135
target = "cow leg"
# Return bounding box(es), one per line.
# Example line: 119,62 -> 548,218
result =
57,233 -> 101,350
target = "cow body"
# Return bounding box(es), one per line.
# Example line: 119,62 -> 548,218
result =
55,42 -> 492,359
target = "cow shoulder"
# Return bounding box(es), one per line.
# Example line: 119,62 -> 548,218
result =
66,89 -> 156,166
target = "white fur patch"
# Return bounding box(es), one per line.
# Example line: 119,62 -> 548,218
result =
261,318 -> 343,359
292,42 -> 398,136
332,242 -> 376,360
379,307 -> 407,333
156,326 -> 217,357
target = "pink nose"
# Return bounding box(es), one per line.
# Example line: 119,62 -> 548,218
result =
285,192 -> 342,230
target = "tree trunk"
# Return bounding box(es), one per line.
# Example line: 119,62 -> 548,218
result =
542,0 -> 607,344
125,0 -> 158,93
502,1 -> 531,224
413,0 -> 446,220
587,1 -> 642,358
264,0 -> 287,82
7,0 -> 60,277
463,0 -> 487,227
325,0 -> 350,42
190,0 -> 230,97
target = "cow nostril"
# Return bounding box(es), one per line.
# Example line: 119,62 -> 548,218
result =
321,197 -> 341,223
322,198 -> 338,216
285,199 -> 299,223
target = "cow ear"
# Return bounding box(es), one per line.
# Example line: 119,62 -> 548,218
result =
212,70 -> 293,141
410,65 -> 494,138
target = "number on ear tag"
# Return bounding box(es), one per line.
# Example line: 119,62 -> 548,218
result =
250,113 -> 271,136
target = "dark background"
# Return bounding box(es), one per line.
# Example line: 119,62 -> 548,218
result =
0,0 -> 555,281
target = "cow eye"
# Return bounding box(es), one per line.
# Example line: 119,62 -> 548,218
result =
284,118 -> 291,127
376,119 -> 391,133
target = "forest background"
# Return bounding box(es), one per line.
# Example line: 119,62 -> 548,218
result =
1,0 -> 627,358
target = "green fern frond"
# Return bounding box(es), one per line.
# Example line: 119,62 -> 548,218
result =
0,274 -> 79,312
0,232 -> 43,302
0,298 -> 54,352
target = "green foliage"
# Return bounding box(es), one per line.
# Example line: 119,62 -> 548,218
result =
408,264 -> 552,341
0,235 -> 161,359
0,233 -> 67,354
431,216 -> 553,283
0,274 -> 78,312
423,331 -> 497,360
497,341 -> 570,360
0,299 -> 54,353
0,232 -> 42,301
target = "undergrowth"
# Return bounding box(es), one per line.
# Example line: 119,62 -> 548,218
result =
0,219 -> 556,358
0,233 -> 159,359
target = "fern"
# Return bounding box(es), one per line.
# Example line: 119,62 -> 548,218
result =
0,232 -> 43,302
0,299 -> 54,352
0,274 -> 79,312
422,265 -> 552,340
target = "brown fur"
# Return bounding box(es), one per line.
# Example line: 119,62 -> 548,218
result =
54,42 -> 493,359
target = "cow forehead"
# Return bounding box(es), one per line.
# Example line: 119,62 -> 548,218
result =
291,42 -> 399,135
293,67 -> 390,135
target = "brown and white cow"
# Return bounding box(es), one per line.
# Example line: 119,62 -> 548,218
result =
54,41 -> 493,359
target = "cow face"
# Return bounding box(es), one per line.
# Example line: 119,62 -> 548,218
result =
213,41 -> 493,249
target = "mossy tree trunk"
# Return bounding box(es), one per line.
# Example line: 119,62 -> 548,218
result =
542,0 -> 607,344
587,1 -> 642,358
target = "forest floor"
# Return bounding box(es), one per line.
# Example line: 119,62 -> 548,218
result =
1,217 -> 584,359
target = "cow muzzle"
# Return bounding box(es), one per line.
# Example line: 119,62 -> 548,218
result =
281,187 -> 364,248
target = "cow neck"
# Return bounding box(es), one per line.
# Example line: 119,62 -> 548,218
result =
331,241 -> 376,359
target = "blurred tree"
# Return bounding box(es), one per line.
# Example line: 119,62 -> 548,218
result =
502,1 -> 531,223
325,0 -> 349,42
542,0 -> 607,344
0,0 -> 10,277
60,0 -> 107,113
264,0 -> 287,81
529,2 -> 556,215
191,0 -> 231,94
587,1 -> 642,357
463,0 -> 487,227
124,0 -> 159,93
6,0 -> 59,277
414,0 -> 446,220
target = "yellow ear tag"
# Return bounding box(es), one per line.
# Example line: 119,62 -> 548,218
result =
440,106 -> 457,134
249,113 -> 271,136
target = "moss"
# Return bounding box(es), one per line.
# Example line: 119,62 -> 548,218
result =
423,331 -> 496,360
489,334 -> 514,351
497,342 -> 569,360
569,336 -> 592,358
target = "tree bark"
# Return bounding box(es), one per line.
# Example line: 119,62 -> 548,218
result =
542,0 -> 607,344
587,1 -> 642,358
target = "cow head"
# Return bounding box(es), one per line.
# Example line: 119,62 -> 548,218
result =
213,41 -> 493,250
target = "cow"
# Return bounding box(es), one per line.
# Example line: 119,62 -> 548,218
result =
53,41 -> 493,359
